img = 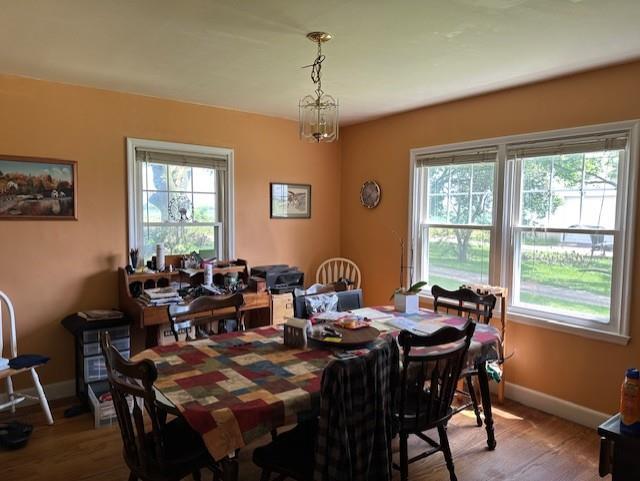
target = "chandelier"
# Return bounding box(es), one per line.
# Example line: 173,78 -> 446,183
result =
299,32 -> 339,143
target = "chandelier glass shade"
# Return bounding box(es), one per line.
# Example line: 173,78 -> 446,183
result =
299,32 -> 339,143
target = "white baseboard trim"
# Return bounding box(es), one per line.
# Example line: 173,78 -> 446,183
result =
0,378 -> 75,408
493,381 -> 611,429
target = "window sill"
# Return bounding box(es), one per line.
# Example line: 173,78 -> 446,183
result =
417,292 -> 630,346
507,311 -> 630,346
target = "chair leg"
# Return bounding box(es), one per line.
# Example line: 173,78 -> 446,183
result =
30,368 -> 53,425
437,424 -> 457,481
399,432 -> 409,481
5,376 -> 15,414
466,375 -> 483,427
259,470 -> 271,481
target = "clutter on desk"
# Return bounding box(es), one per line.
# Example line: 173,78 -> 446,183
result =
460,283 -> 507,297
140,287 -> 182,306
129,248 -> 139,270
250,264 -> 304,294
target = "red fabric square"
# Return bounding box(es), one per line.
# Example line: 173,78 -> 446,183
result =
176,370 -> 228,389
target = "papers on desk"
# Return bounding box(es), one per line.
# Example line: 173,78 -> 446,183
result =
349,308 -> 393,321
313,311 -> 348,322
385,317 -> 441,336
0,357 -> 8,371
140,287 -> 182,306
180,268 -> 203,277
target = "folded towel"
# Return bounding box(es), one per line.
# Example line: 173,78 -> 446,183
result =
9,354 -> 49,370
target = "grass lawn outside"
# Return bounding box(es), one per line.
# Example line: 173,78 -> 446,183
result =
427,239 -> 612,318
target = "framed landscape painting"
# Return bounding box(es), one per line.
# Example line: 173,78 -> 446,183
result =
270,182 -> 311,219
0,156 -> 77,220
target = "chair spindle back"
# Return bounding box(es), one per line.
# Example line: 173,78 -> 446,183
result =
101,332 -> 166,472
397,321 -> 476,432
432,285 -> 496,325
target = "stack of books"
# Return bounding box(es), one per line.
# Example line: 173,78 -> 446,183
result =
140,287 -> 182,306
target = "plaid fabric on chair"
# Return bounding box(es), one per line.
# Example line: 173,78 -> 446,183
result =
314,335 -> 399,481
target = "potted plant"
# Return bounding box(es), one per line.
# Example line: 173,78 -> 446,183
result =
392,281 -> 427,313
390,232 -> 426,313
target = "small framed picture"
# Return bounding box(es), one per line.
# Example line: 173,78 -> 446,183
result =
0,155 -> 77,220
270,183 -> 311,219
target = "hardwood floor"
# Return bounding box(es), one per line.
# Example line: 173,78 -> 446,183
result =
1,397 -> 601,481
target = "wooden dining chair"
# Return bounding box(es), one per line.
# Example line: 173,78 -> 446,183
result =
252,335 -> 398,481
431,285 -> 497,427
100,332 -> 221,481
315,257 -> 362,289
0,290 -> 53,424
395,321 -> 476,481
167,293 -> 245,342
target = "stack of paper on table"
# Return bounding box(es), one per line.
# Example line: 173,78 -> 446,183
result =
0,357 -> 9,371
349,308 -> 394,321
313,311 -> 348,322
385,316 -> 441,335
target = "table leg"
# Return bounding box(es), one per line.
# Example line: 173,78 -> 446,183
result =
221,452 -> 239,481
497,295 -> 507,404
477,361 -> 497,450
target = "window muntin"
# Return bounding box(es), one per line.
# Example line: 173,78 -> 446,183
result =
510,142 -> 625,324
411,125 -> 636,340
418,157 -> 496,291
139,159 -> 222,260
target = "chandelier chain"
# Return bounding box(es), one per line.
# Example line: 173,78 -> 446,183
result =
302,40 -> 325,99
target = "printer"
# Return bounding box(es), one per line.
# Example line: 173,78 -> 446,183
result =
250,264 -> 304,294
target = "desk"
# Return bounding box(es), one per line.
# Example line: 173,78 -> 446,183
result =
134,307 -> 501,480
118,267 -> 271,347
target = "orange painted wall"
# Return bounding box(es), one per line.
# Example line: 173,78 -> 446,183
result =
340,60 -> 640,413
0,75 -> 340,386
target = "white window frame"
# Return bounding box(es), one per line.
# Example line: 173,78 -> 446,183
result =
409,120 -> 639,345
126,138 -> 235,260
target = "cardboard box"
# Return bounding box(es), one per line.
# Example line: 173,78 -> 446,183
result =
272,293 -> 294,325
157,323 -> 196,346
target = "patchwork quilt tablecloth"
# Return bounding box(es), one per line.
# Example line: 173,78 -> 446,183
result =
133,307 -> 500,461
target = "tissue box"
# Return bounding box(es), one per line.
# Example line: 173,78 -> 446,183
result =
284,318 -> 311,348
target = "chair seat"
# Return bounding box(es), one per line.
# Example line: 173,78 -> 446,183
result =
252,420 -> 318,481
129,417 -> 214,480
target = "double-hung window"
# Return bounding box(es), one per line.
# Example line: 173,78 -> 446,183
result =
411,122 -> 638,343
415,148 -> 497,290
127,139 -> 234,263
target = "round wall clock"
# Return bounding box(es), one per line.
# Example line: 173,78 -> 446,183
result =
360,180 -> 381,209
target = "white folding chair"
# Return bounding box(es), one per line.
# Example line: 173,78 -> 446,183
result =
315,257 -> 362,289
0,290 -> 53,424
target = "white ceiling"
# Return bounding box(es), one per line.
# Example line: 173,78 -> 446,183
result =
1,0 -> 639,124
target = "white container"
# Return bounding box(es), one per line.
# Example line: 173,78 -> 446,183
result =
394,293 -> 420,314
156,243 -> 165,272
204,263 -> 213,286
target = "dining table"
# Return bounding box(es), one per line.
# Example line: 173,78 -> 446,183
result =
133,306 -> 502,481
